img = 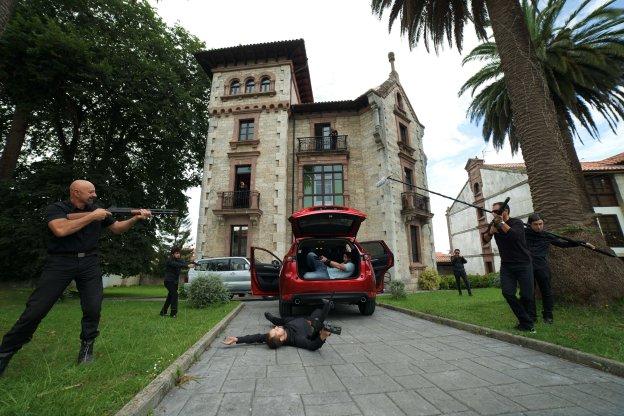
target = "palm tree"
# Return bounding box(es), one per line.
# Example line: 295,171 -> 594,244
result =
372,0 -> 624,304
459,0 -> 624,213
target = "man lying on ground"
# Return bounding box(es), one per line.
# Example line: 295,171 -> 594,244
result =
223,300 -> 333,351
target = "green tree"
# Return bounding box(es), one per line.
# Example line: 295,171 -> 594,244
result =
372,0 -> 624,303
0,0 -> 210,280
0,0 -> 16,37
459,0 -> 624,213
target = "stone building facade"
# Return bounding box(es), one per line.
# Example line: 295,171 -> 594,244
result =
193,39 -> 435,289
446,153 -> 624,274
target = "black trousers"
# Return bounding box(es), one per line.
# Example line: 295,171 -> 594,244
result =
161,280 -> 178,316
500,262 -> 534,328
269,301 -> 331,334
0,255 -> 103,354
453,270 -> 472,295
530,266 -> 554,320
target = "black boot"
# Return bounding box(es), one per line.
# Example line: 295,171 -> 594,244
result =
0,352 -> 14,377
77,340 -> 95,365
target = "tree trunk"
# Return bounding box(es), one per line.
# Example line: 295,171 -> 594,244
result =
0,0 -> 16,37
485,0 -> 624,304
554,105 -> 593,215
0,103 -> 29,180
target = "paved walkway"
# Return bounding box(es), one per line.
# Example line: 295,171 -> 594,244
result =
154,301 -> 624,416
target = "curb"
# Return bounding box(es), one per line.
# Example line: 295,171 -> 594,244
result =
378,303 -> 624,379
114,302 -> 245,416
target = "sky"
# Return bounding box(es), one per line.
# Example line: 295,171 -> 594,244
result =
151,0 -> 624,253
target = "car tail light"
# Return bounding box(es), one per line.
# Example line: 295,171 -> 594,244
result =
285,256 -> 296,262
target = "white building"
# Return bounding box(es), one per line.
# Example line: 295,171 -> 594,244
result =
446,152 -> 624,275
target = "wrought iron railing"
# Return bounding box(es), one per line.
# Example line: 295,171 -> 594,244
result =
401,192 -> 430,212
218,191 -> 260,210
297,135 -> 348,152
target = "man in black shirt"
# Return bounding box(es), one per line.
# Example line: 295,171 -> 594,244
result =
0,180 -> 151,377
222,300 -> 332,351
160,247 -> 196,318
525,213 -> 593,324
451,249 -> 472,296
482,202 -> 535,332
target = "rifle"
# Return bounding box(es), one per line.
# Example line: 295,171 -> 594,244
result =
485,197 -> 510,235
67,207 -> 178,220
538,229 -> 617,258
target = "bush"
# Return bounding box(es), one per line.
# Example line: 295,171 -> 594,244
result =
178,282 -> 188,299
418,268 -> 440,290
187,275 -> 230,308
439,272 -> 500,290
388,280 -> 407,299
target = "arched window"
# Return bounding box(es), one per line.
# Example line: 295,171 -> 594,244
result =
245,78 -> 255,93
396,93 -> 404,110
230,79 -> 240,95
260,77 -> 271,92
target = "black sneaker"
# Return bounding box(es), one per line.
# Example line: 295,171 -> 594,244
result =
515,324 -> 536,334
159,311 -> 167,317
77,340 -> 95,365
170,314 -> 177,318
0,352 -> 14,377
544,317 -> 554,324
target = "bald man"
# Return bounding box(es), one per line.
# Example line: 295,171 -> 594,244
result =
0,180 -> 151,376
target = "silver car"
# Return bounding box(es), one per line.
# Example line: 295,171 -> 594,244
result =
187,257 -> 251,297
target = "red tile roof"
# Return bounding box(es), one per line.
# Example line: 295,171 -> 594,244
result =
435,252 -> 451,263
484,151 -> 624,172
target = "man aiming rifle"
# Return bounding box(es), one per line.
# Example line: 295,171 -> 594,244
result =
524,213 -> 596,324
482,201 -> 536,333
0,180 -> 173,377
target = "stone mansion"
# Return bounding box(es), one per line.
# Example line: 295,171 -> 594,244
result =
193,39 -> 435,288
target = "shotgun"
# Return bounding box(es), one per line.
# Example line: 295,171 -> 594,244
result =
538,229 -> 618,258
67,207 -> 178,220
486,197 -> 510,235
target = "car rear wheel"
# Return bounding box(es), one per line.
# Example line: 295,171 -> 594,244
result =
358,298 -> 375,316
279,300 -> 292,317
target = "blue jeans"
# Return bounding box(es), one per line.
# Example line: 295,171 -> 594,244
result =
303,252 -> 330,279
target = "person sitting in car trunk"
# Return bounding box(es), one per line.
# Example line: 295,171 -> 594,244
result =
303,251 -> 355,279
222,300 -> 332,351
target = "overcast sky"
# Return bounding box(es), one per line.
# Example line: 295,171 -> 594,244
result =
151,0 -> 624,253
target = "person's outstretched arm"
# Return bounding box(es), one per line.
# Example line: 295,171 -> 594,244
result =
223,334 -> 266,345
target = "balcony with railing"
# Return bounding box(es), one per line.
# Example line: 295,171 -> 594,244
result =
401,191 -> 433,221
297,135 -> 348,154
213,191 -> 262,225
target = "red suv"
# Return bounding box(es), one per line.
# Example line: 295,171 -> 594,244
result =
250,206 -> 394,317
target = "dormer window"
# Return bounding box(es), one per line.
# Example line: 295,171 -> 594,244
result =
245,78 -> 255,93
396,93 -> 404,110
260,77 -> 271,92
230,80 -> 240,95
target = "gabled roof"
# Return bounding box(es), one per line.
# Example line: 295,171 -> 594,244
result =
194,39 -> 313,103
483,152 -> 624,173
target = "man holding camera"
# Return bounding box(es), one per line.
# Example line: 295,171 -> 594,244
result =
223,299 -> 337,351
482,202 -> 535,332
451,249 -> 472,296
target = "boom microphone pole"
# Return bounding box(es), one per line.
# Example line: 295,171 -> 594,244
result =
535,228 -> 617,258
375,176 -> 497,214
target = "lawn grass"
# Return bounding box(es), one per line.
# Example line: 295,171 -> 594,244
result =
0,287 -> 236,416
103,284 -> 168,298
380,288 -> 624,363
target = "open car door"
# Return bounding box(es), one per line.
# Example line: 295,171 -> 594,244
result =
360,240 -> 394,292
250,246 -> 281,296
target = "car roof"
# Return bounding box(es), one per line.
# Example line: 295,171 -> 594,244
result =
197,256 -> 248,262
